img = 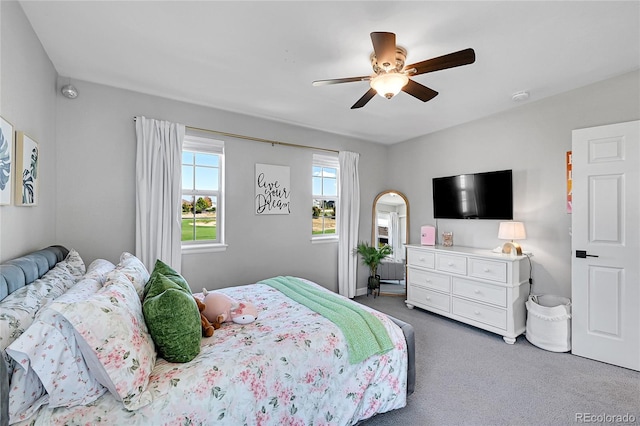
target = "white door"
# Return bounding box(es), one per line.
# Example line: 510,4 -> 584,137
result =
571,120 -> 639,371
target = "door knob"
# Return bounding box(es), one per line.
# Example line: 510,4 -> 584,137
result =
576,250 -> 599,258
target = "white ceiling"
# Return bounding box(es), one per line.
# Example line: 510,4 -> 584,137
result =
19,1 -> 640,145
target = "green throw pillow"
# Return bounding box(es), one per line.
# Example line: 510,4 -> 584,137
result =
144,259 -> 191,298
142,273 -> 201,363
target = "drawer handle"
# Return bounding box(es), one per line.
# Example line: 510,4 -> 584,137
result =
447,262 -> 454,266
474,289 -> 481,294
419,257 -> 425,262
425,279 -> 432,283
474,310 -> 481,315
425,296 -> 431,301
483,268 -> 490,272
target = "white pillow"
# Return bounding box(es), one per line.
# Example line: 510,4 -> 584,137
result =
52,270 -> 156,410
115,252 -> 150,299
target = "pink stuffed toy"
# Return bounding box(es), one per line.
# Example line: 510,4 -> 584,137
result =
231,301 -> 258,324
201,289 -> 257,325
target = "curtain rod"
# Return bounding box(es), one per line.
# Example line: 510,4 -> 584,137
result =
133,117 -> 338,154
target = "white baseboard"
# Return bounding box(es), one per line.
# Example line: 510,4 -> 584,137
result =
356,287 -> 368,297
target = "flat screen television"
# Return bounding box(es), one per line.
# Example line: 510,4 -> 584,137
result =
432,169 -> 513,219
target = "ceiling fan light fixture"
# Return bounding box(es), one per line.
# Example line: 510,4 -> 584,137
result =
370,73 -> 409,99
313,32 -> 475,109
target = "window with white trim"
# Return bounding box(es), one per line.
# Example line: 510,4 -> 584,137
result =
312,154 -> 339,239
181,135 -> 224,248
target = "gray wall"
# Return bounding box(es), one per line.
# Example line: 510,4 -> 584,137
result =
1,0 -> 390,294
0,1 -> 58,261
3,0 -> 639,300
53,78 -> 388,292
388,70 -> 640,298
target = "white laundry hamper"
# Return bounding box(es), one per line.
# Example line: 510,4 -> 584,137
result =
525,294 -> 572,352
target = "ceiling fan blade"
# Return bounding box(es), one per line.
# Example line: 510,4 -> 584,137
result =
406,48 -> 476,76
402,79 -> 439,102
351,88 -> 377,109
312,76 -> 371,86
370,32 -> 397,70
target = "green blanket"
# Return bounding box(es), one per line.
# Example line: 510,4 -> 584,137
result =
260,276 -> 394,364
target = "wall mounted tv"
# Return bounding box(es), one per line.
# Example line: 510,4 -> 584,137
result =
432,169 -> 513,220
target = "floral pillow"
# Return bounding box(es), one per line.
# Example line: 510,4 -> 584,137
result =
84,258 -> 116,283
52,270 -> 156,411
5,358 -> 48,424
0,255 -> 83,352
6,276 -> 106,423
115,252 -> 150,299
55,249 -> 86,280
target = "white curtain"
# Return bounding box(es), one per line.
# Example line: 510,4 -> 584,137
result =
135,116 -> 185,273
337,151 -> 360,298
390,211 -> 402,261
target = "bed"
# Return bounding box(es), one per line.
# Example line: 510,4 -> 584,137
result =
1,246 -> 414,426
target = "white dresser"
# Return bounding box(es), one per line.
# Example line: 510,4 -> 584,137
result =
405,244 -> 530,344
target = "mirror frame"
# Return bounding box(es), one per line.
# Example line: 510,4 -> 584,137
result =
371,190 -> 410,252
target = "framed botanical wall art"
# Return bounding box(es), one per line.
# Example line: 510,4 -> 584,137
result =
14,131 -> 39,206
0,116 -> 14,205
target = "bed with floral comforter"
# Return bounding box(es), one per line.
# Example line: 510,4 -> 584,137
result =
1,247 -> 412,426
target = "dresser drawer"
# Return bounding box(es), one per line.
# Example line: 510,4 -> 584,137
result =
408,268 -> 451,293
436,253 -> 467,275
469,258 -> 507,283
407,250 -> 435,269
409,286 -> 450,313
453,298 -> 506,330
452,277 -> 507,307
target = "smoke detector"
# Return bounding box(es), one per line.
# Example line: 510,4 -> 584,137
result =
61,84 -> 78,99
511,91 -> 530,101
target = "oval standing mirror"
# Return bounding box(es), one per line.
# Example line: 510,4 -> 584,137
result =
372,190 -> 409,296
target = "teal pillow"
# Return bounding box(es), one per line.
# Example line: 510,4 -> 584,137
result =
144,259 -> 190,298
142,273 -> 201,363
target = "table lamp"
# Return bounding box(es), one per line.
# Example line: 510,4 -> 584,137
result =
498,221 -> 526,255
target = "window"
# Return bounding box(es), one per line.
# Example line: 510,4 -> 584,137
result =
181,135 -> 224,250
312,154 -> 339,239
376,212 -> 390,247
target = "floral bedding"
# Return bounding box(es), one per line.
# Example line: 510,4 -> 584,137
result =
17,279 -> 408,426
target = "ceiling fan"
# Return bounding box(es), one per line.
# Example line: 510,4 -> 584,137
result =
312,32 -> 476,109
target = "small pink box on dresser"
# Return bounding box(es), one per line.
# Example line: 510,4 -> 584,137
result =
421,225 -> 436,245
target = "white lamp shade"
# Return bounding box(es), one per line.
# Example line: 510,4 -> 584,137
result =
498,221 -> 526,240
370,73 -> 409,99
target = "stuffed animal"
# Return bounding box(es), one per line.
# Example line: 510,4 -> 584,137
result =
231,301 -> 258,324
201,290 -> 235,324
202,289 -> 258,325
193,296 -> 218,337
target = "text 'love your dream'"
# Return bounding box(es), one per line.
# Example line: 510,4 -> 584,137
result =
255,173 -> 291,214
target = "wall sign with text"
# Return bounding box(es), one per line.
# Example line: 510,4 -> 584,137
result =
255,163 -> 291,215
